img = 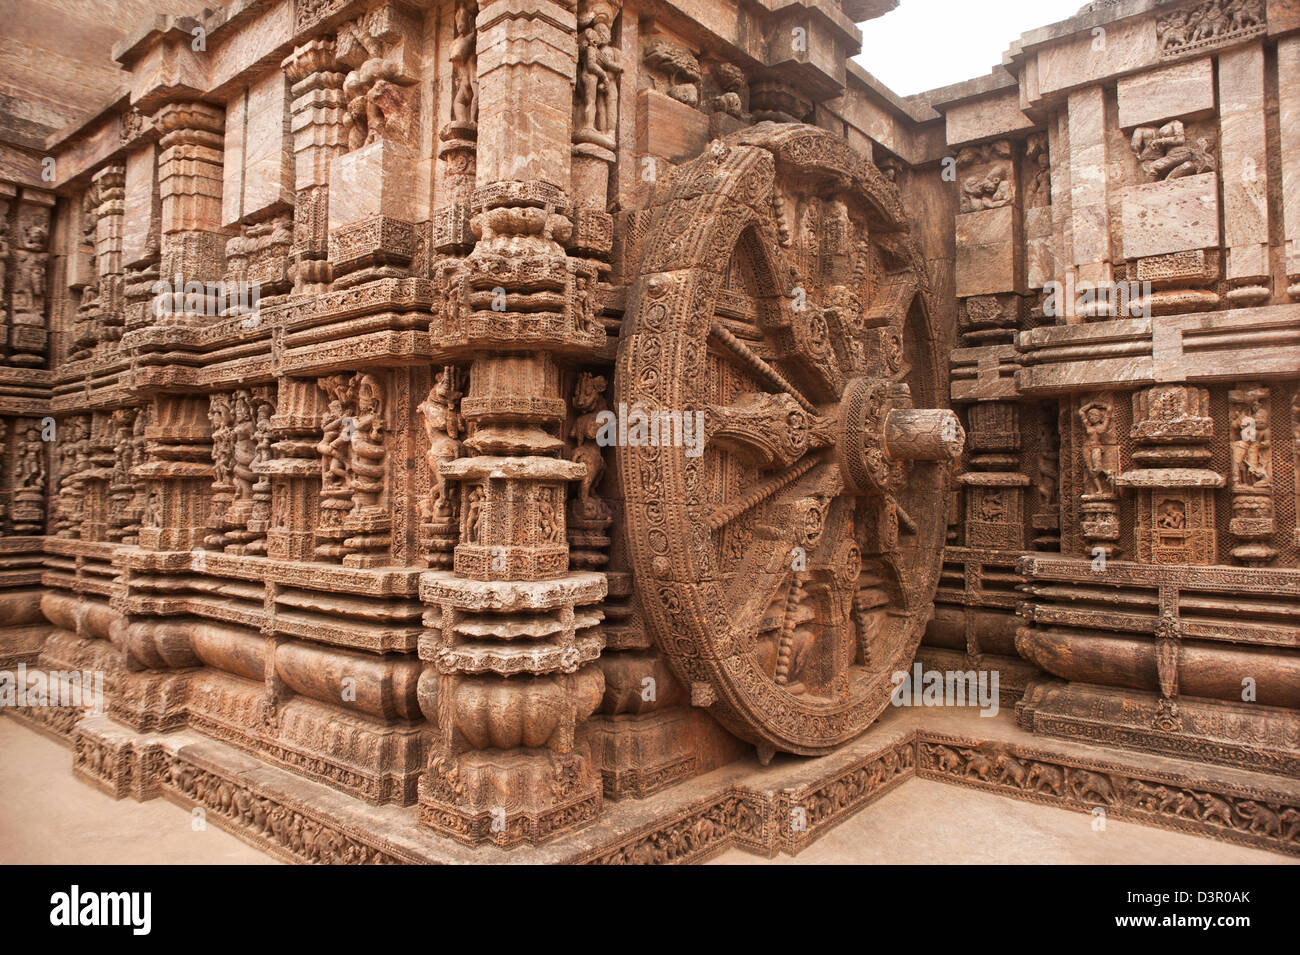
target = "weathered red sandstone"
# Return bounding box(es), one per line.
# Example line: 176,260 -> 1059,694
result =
0,0 -> 1297,863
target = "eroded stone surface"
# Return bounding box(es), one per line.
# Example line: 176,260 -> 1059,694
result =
0,0 -> 1297,865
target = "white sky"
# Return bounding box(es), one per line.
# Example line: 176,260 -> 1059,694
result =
853,0 -> 1092,97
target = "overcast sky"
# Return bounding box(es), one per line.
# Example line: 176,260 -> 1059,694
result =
853,0 -> 1092,96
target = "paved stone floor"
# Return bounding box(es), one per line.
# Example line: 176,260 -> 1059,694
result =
1,716 -> 1291,865
0,718 -> 277,865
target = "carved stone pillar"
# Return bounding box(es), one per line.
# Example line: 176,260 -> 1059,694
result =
314,374 -> 355,561
10,419 -> 46,535
70,181 -> 102,362
133,396 -> 213,552
107,409 -> 136,542
92,165 -> 126,347
283,37 -> 348,296
1218,42 -> 1270,306
80,412 -> 114,542
222,387 -> 277,555
1031,403 -> 1062,551
9,188 -> 54,366
1076,392 -> 1121,559
1294,389 -> 1300,551
265,378 -> 322,562
433,0 -> 479,261
122,141 -> 163,333
153,102 -> 226,323
959,402 -> 1028,551
419,366 -> 464,569
418,0 -> 609,847
54,415 -> 90,539
310,369 -> 416,568
1228,383 -> 1274,565
1117,385 -> 1221,565
120,408 -> 149,545
1282,37 -> 1300,301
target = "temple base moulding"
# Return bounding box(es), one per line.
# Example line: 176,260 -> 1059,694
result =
6,705 -> 1296,863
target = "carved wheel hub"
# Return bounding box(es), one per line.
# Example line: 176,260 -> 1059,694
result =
617,123 -> 964,755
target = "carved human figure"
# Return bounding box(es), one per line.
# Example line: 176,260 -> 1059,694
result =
231,392 -> 257,502
1079,399 -> 1113,497
1234,397 -> 1271,487
449,0 -> 478,125
144,488 -> 161,528
17,426 -> 44,490
464,484 -> 483,543
981,164 -> 1013,207
252,400 -> 274,473
1157,499 -> 1186,530
418,368 -> 463,520
537,486 -> 561,543
568,372 -> 611,521
317,376 -> 355,491
1026,134 -> 1051,208
348,374 -> 386,513
1037,436 -> 1059,507
12,223 -> 49,315
1132,120 -> 1216,180
110,410 -> 134,484
576,5 -> 621,140
209,394 -> 235,487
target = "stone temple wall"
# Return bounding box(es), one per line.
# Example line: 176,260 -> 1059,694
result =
0,0 -> 1296,862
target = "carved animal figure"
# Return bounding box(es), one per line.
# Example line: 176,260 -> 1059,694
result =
994,752 -> 1029,788
1071,770 -> 1116,805
1236,801 -> 1281,836
931,745 -> 962,773
1280,807 -> 1300,842
569,372 -> 611,521
1158,787 -> 1199,818
960,749 -> 995,781
1193,792 -> 1234,828
1025,762 -> 1064,795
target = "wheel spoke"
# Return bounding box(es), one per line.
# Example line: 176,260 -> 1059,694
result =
707,453 -> 824,531
709,322 -> 818,414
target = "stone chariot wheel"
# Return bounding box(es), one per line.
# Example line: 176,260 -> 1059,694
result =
616,123 -> 964,756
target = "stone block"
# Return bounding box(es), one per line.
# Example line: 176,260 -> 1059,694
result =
1024,205 -> 1054,290
635,88 -> 710,165
956,205 -> 1020,297
946,87 -> 1036,146
1117,58 -> 1214,129
1121,173 -> 1220,260
241,72 -> 293,220
327,140 -> 417,232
